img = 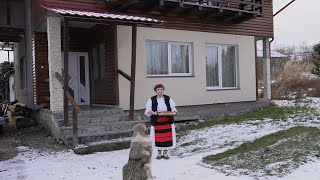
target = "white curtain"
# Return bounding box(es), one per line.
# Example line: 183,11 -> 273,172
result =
147,41 -> 168,75
206,46 -> 219,87
171,44 -> 189,73
221,46 -> 236,87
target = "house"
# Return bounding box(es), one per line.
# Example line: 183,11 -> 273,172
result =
257,50 -> 288,75
0,0 -> 273,149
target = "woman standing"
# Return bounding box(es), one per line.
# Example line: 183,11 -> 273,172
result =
145,84 -> 177,160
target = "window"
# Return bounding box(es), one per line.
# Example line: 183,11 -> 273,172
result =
92,43 -> 106,80
206,45 -> 237,89
147,41 -> 192,76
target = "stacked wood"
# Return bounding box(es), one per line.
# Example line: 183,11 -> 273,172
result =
5,103 -> 36,129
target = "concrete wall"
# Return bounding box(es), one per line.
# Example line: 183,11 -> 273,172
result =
117,26 -> 256,110
13,41 -> 28,104
33,109 -> 61,139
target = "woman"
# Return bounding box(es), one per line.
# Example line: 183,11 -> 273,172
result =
145,84 -> 177,160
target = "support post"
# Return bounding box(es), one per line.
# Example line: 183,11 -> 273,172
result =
129,25 -> 137,120
47,16 -> 63,112
72,107 -> 78,148
262,38 -> 271,100
63,18 -> 69,126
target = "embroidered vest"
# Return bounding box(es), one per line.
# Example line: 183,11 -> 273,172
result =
150,95 -> 174,126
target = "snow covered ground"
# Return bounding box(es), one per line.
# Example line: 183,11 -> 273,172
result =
1,98 -> 320,180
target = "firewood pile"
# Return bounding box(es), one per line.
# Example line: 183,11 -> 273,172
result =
5,102 -> 36,128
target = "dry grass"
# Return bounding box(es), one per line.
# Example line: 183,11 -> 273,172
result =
272,61 -> 320,99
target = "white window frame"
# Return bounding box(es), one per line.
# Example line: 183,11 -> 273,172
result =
146,40 -> 193,77
206,44 -> 239,90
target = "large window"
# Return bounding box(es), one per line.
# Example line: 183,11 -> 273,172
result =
206,45 -> 237,89
147,41 -> 192,76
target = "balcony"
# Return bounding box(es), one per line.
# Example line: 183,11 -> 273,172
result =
106,0 -> 264,23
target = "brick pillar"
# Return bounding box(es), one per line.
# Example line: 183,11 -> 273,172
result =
47,16 -> 63,112
262,38 -> 271,100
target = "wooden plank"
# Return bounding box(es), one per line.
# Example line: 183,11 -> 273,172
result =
113,24 -> 120,106
63,18 -> 69,126
129,25 -> 137,121
55,72 -> 81,113
118,69 -> 131,81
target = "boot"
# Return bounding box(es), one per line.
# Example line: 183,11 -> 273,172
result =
162,150 -> 169,159
156,150 -> 162,160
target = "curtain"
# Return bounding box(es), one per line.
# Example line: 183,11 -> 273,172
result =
171,44 -> 189,73
206,46 -> 219,87
221,46 -> 236,87
147,41 -> 168,75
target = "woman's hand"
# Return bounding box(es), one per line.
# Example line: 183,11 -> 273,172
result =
172,110 -> 178,114
150,111 -> 158,115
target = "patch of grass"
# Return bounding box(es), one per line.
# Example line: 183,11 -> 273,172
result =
179,105 -> 313,132
202,126 -> 320,177
180,139 -> 205,147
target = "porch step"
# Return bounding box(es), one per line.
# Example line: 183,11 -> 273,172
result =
53,107 -> 124,119
65,129 -> 134,146
55,114 -> 142,127
60,120 -> 149,137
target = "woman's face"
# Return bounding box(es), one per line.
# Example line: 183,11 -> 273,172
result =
156,87 -> 164,97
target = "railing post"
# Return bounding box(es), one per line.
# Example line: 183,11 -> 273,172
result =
129,25 -> 137,121
63,18 -> 69,126
72,107 -> 78,148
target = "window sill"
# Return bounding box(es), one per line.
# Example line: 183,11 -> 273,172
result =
206,87 -> 240,91
147,75 -> 195,78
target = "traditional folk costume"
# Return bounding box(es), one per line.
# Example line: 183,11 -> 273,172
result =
145,95 -> 177,159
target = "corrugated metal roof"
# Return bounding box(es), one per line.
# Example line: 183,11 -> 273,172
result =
45,7 -> 163,24
257,50 -> 287,58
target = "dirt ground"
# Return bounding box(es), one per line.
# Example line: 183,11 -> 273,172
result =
0,123 -> 67,161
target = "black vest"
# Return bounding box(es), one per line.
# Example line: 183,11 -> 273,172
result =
150,95 -> 174,126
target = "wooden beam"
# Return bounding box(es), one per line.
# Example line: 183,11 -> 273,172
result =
63,18 -> 69,126
217,11 -> 242,22
118,69 -> 131,81
55,72 -> 81,113
199,7 -> 223,20
6,0 -> 10,26
129,25 -> 137,121
113,25 -> 119,106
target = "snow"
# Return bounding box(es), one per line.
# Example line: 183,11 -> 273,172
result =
1,98 -> 320,180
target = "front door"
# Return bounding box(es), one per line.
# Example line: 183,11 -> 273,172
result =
61,52 -> 90,105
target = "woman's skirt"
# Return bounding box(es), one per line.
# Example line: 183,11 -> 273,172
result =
150,116 -> 176,150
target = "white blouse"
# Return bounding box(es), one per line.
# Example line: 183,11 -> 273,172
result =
144,97 -> 177,117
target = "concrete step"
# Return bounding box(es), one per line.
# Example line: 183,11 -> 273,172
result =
60,120 -> 149,137
53,107 -> 124,119
55,114 -> 142,127
73,138 -> 132,154
65,129 -> 134,146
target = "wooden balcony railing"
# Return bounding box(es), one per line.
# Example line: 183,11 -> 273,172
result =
106,0 -> 264,22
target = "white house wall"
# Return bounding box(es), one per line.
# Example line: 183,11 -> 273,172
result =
117,26 -> 256,110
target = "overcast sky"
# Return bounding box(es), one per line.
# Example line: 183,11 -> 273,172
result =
273,0 -> 320,48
